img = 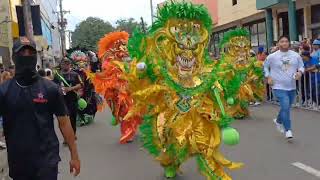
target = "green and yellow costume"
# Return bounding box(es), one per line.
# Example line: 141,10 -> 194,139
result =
218,29 -> 265,119
125,2 -> 244,179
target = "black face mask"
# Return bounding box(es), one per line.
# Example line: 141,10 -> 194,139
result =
13,55 -> 38,86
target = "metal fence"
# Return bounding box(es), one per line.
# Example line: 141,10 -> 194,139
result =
266,72 -> 320,112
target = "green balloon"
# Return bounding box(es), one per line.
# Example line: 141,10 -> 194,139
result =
111,115 -> 117,126
222,127 -> 240,145
164,166 -> 176,179
227,97 -> 235,105
78,98 -> 87,110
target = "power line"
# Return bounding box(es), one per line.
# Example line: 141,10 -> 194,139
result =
53,0 -> 69,57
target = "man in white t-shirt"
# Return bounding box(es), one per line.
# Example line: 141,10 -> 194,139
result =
264,36 -> 304,139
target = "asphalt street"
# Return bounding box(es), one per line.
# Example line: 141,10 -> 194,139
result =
58,104 -> 320,180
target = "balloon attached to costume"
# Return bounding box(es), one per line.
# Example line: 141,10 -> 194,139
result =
218,28 -> 265,119
91,31 -> 141,144
124,2 -> 243,179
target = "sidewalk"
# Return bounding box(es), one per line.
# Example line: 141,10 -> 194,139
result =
0,148 -> 9,180
0,131 -> 9,180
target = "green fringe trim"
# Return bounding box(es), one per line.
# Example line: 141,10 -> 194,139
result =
145,57 -> 158,83
166,144 -> 189,166
151,1 -> 213,34
139,114 -> 160,156
158,58 -> 217,97
240,100 -> 249,109
219,28 -> 249,48
128,28 -> 146,60
219,115 -> 234,128
196,155 -> 222,180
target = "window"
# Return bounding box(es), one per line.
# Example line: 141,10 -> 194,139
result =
311,5 -> 320,39
258,22 -> 267,47
251,24 -> 258,47
243,20 -> 267,51
311,5 -> 320,24
232,0 -> 237,6
210,27 -> 237,56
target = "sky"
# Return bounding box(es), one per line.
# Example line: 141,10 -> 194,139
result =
63,0 -> 165,31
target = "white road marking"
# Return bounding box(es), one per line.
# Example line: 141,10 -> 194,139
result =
292,162 -> 320,178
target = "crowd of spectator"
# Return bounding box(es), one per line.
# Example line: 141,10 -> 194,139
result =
256,37 -> 320,108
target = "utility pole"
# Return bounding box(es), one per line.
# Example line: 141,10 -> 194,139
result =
140,17 -> 146,34
22,0 -> 34,40
65,30 -> 72,49
57,0 -> 69,57
150,0 -> 154,24
68,31 -> 72,48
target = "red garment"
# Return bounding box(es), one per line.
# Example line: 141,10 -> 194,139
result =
257,53 -> 267,61
93,62 -> 141,143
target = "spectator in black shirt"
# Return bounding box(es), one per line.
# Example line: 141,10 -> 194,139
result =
54,58 -> 82,136
38,69 -> 46,77
0,37 -> 80,180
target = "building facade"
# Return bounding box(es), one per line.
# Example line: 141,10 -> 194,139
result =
0,0 -> 61,67
32,0 -> 61,67
0,0 -> 20,67
177,0 -> 320,55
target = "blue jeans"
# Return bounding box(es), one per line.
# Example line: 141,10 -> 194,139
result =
273,89 -> 296,131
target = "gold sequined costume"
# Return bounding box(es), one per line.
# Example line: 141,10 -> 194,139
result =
218,29 -> 265,119
124,2 -> 243,179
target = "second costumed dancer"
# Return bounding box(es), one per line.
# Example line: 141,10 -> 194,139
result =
218,28 -> 265,119
70,50 -> 98,126
125,2 -> 243,179
91,31 -> 141,144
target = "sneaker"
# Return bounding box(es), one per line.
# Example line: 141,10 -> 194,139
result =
285,130 -> 293,139
254,102 -> 261,106
0,141 -> 6,150
273,119 -> 284,133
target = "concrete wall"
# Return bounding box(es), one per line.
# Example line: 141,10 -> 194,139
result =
33,0 -> 61,60
0,0 -> 12,66
190,0 -> 218,24
216,0 -> 262,27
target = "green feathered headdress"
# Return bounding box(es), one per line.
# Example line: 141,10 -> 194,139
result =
128,28 -> 146,60
219,28 -> 249,48
150,1 -> 213,33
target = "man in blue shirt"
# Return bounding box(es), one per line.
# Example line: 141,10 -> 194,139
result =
302,51 -> 320,105
312,39 -> 320,61
0,37 -> 81,180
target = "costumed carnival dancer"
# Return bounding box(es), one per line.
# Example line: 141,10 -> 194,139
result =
218,28 -> 265,119
70,50 -> 98,126
90,31 -> 141,144
124,2 -> 243,179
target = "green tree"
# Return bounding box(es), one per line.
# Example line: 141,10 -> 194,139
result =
115,18 -> 140,35
71,17 -> 114,51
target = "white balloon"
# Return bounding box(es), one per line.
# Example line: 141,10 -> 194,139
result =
136,62 -> 147,71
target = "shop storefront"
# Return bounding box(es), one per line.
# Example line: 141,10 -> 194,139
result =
243,20 -> 267,51
210,27 -> 236,57
210,19 -> 267,56
311,4 -> 320,39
